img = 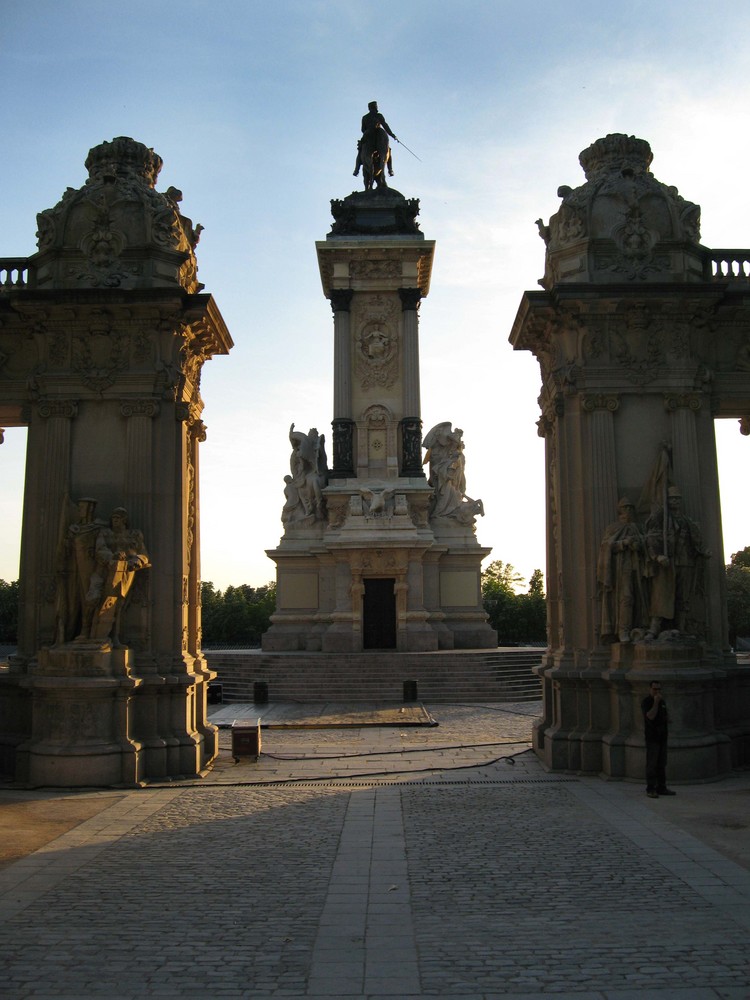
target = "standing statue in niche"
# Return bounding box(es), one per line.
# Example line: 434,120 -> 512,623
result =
85,508 -> 150,646
285,424 -> 328,524
644,485 -> 710,639
597,497 -> 648,643
423,422 -> 484,525
54,496 -> 105,643
353,101 -> 397,189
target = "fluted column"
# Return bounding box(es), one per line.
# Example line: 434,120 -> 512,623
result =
330,289 -> 354,479
398,288 -> 424,477
22,400 -> 78,651
583,393 -> 620,583
666,393 -> 702,520
121,399 -> 159,538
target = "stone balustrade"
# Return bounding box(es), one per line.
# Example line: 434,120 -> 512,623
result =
705,249 -> 750,281
0,258 -> 34,290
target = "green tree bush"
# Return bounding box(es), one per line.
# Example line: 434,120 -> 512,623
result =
201,581 -> 276,647
481,561 -> 547,645
726,547 -> 750,646
0,579 -> 19,644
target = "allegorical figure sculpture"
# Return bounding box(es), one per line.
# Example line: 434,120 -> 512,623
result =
284,424 -> 328,524
85,507 -> 150,645
423,422 -> 484,525
597,497 -> 648,643
55,496 -> 103,643
644,485 -> 710,638
353,101 -> 397,190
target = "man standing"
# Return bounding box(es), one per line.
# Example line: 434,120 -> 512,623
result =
641,681 -> 676,798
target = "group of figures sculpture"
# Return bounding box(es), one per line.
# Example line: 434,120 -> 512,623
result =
597,483 -> 710,644
55,498 -> 150,647
422,422 -> 484,524
280,419 -> 483,528
282,424 -> 329,525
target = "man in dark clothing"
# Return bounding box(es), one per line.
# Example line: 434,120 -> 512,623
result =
354,101 -> 397,177
642,681 -> 676,798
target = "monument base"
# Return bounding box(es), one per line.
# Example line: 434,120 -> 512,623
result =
533,640 -> 749,782
8,644 -> 218,787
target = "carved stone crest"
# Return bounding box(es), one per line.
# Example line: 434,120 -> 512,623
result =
354,295 -> 399,389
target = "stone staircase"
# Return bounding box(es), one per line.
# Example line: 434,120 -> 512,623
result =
205,647 -> 543,704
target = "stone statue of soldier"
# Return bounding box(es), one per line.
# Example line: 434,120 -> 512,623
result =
354,101 -> 397,178
597,497 -> 648,643
644,485 -> 710,638
54,496 -> 104,643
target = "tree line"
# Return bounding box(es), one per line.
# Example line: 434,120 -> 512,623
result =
2,549 -> 750,647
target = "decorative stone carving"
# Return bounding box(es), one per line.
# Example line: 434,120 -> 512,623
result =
360,484 -> 395,516
329,190 -> 422,237
283,423 -> 328,524
539,134 -> 702,288
35,136 -> 204,293
83,507 -> 150,646
423,422 -> 484,526
350,259 -> 401,280
582,394 -> 620,413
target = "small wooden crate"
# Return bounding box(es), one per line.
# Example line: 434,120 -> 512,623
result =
231,718 -> 262,762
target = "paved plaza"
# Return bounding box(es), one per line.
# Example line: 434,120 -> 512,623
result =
1,701 -> 749,999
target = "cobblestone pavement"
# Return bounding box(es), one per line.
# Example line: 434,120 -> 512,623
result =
1,702 -> 749,999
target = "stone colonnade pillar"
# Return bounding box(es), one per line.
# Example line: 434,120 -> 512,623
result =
330,289 -> 355,479
399,288 -> 425,477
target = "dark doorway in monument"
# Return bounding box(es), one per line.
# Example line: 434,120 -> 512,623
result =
363,578 -> 396,649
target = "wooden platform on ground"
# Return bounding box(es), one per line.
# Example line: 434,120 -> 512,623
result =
209,702 -> 435,728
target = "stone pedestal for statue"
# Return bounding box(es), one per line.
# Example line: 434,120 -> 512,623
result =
0,137 -> 232,786
511,134 -> 750,780
263,189 -> 496,653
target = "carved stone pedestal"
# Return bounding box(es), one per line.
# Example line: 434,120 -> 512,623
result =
533,640 -> 735,782
16,644 -> 145,787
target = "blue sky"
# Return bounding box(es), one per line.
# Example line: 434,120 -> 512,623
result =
1,0 -> 749,588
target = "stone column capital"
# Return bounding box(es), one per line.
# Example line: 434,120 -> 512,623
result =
398,288 -> 422,311
37,399 -> 78,419
582,393 -> 620,413
664,392 -> 702,412
120,399 -> 160,419
329,289 -> 354,313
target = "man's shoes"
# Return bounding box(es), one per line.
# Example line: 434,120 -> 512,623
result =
658,788 -> 676,796
646,790 -> 659,798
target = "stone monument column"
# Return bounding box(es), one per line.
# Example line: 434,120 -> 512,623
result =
511,133 -> 750,780
0,137 -> 233,786
398,287 -> 425,477
264,165 -> 496,654
330,289 -> 355,478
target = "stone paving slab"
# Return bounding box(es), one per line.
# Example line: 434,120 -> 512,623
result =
0,702 -> 749,998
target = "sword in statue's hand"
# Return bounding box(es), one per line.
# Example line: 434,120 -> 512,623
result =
394,137 -> 422,162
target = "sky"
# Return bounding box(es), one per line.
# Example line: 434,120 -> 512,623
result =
1,0 -> 749,590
